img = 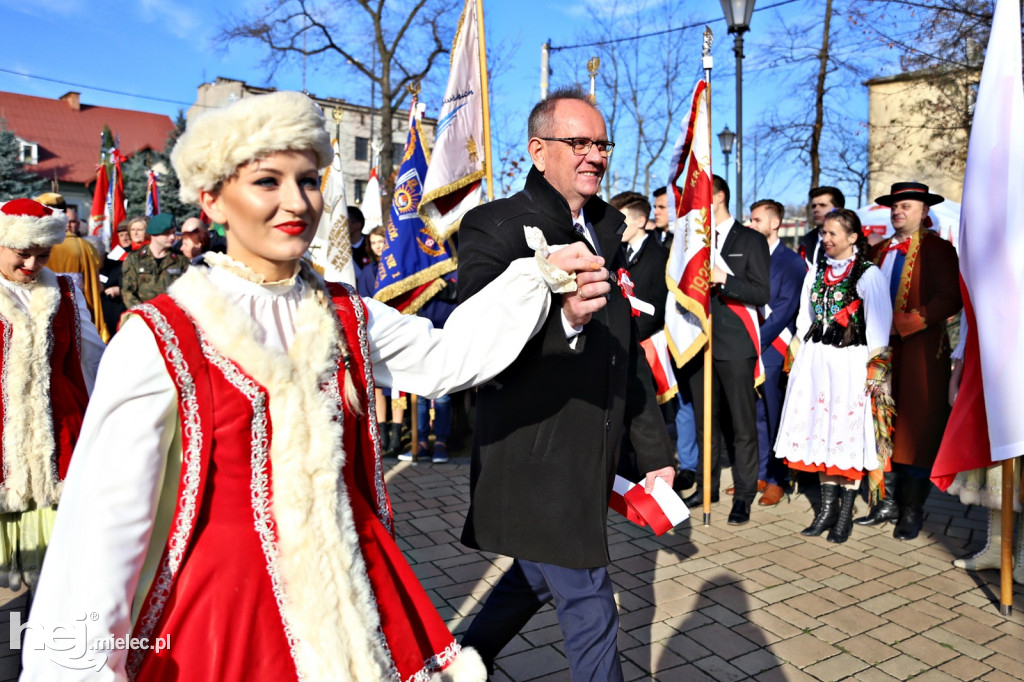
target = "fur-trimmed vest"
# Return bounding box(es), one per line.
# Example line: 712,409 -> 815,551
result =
126,265 -> 483,682
0,270 -> 88,512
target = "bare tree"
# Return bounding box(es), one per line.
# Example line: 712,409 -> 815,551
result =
219,0 -> 455,196
850,0 -> 997,177
553,1 -> 691,198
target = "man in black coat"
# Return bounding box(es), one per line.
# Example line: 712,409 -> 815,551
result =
682,176 -> 771,525
457,87 -> 675,681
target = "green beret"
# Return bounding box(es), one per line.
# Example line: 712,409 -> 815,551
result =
146,213 -> 177,235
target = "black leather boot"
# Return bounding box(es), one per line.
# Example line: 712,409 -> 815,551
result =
827,488 -> 858,543
802,484 -> 840,536
378,423 -> 391,455
385,422 -> 403,457
854,471 -> 900,526
893,475 -> 932,541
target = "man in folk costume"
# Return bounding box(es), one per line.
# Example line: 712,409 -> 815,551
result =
23,91 -> 599,681
0,198 -> 103,592
457,87 -> 675,682
858,182 -> 962,540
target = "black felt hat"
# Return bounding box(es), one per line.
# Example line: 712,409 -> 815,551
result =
874,182 -> 944,207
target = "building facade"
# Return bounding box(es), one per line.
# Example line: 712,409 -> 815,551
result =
189,78 -> 437,216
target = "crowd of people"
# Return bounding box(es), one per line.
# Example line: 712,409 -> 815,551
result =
0,84 -> 1004,681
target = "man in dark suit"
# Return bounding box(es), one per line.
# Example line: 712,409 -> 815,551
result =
650,186 -> 673,250
609,191 -> 673,480
683,176 -> 770,525
749,199 -> 806,506
798,186 -> 845,267
348,205 -> 372,271
457,87 -> 675,681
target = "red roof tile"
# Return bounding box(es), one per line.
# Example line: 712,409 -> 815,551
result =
0,91 -> 175,186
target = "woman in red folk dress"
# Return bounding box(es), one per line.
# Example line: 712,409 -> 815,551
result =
774,209 -> 893,544
0,199 -> 103,593
22,92 -> 603,681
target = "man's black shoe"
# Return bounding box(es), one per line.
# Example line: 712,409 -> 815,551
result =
683,488 -> 719,508
728,499 -> 751,525
673,469 -> 696,492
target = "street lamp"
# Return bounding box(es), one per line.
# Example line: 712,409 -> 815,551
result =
718,125 -> 736,186
720,0 -> 755,220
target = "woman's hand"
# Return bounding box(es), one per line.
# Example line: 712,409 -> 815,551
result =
105,286 -> 121,298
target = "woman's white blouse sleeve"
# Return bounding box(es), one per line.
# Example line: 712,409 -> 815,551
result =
859,265 -> 893,354
366,257 -> 553,398
21,315 -> 179,681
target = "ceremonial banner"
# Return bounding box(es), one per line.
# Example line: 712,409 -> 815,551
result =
932,0 -> 1024,488
362,167 -> 384,232
374,105 -> 456,312
104,148 -> 127,248
311,138 -> 356,286
88,163 -> 109,237
664,80 -> 713,368
417,0 -> 485,241
145,170 -> 160,217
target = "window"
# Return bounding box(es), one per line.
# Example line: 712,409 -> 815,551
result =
354,179 -> 366,205
355,136 -> 369,161
17,139 -> 38,165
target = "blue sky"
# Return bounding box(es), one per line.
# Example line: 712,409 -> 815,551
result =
0,0 -> 904,207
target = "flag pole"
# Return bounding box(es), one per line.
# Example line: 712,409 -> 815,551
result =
701,26 -> 715,526
1000,458 -> 1014,615
476,0 -> 494,201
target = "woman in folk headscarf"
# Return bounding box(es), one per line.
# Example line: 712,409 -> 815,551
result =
23,92 -> 605,681
0,198 -> 103,592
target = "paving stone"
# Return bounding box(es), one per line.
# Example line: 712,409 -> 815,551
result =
691,653 -> 747,681
802,651 -> 869,681
875,653 -> 930,679
835,633 -> 900,666
893,634 -> 959,665
818,604 -> 887,636
938,655 -> 993,680
769,632 -> 841,668
495,645 -> 567,680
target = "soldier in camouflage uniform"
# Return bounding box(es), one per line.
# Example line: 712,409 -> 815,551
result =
121,213 -> 190,308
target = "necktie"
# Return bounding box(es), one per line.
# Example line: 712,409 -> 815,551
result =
626,245 -> 634,263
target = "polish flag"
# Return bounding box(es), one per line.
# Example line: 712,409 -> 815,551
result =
609,475 -> 689,536
932,0 -> 1024,488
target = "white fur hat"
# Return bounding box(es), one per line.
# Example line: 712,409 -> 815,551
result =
171,91 -> 334,204
0,198 -> 68,250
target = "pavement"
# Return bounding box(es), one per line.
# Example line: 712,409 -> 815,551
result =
2,456 -> 1022,681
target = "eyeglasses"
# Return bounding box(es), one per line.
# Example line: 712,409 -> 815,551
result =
538,137 -> 615,157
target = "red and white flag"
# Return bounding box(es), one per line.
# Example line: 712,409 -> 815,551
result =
418,0 -> 485,241
609,475 -> 689,536
88,163 -> 109,237
932,0 -> 1024,489
640,331 -> 679,405
664,80 -> 713,368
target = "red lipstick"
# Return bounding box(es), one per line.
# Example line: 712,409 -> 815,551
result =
275,220 -> 308,236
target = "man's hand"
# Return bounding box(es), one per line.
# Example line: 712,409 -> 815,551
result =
893,309 -> 926,338
711,264 -> 728,286
644,466 -> 675,494
105,286 -> 121,298
548,243 -> 610,328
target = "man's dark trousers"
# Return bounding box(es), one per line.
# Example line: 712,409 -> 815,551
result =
688,356 -> 760,504
460,559 -> 623,681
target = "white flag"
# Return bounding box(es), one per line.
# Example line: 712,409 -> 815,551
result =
361,167 -> 383,233
311,140 -> 356,286
951,0 -> 1024,463
418,0 -> 485,241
